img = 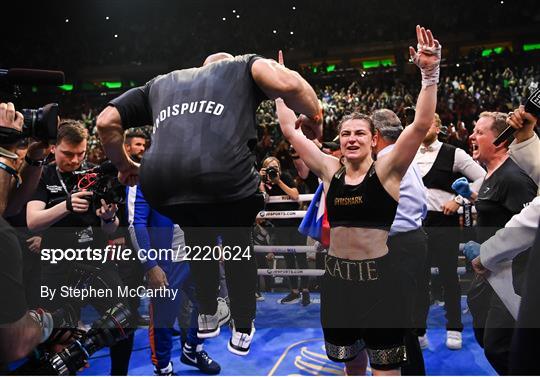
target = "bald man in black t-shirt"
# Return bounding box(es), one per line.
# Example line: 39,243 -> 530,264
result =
97,52 -> 322,355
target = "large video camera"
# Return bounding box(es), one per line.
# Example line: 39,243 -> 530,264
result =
0,103 -> 59,145
0,68 -> 65,145
13,303 -> 133,376
73,161 -> 125,211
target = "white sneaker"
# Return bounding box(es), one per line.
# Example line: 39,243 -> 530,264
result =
418,334 -> 429,349
446,330 -> 462,350
153,361 -> 174,376
227,321 -> 255,356
197,297 -> 231,339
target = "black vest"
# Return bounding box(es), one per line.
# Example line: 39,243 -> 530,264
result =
422,143 -> 461,193
326,164 -> 398,229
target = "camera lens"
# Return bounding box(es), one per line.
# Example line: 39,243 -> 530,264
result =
21,108 -> 39,135
21,103 -> 59,143
266,167 -> 278,180
49,340 -> 88,376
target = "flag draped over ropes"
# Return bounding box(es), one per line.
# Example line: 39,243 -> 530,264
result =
298,183 -> 330,248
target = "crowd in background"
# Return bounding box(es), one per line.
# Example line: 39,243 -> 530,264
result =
51,53 -> 538,195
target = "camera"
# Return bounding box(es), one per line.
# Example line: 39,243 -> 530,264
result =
47,303 -> 131,376
0,103 -> 59,145
73,161 -> 125,211
21,103 -> 59,143
0,68 -> 64,145
265,166 -> 279,182
13,303 -> 133,376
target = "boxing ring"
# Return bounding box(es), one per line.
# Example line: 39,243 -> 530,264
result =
76,193 -> 494,375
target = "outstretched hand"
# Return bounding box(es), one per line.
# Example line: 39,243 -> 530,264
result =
409,25 -> 441,70
409,25 -> 441,87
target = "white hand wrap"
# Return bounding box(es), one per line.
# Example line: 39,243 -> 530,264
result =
28,309 -> 54,343
413,43 -> 442,88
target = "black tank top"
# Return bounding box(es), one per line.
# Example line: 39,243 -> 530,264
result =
326,164 -> 398,229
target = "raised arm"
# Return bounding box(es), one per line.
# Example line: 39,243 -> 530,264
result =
275,99 -> 339,183
379,26 -> 441,181
274,51 -> 340,182
252,52 -> 323,139
97,106 -> 140,187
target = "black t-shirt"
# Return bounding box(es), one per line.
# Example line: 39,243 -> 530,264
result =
475,158 -> 537,295
30,163 -> 106,254
0,217 -> 27,324
109,54 -> 268,207
476,158 -> 538,242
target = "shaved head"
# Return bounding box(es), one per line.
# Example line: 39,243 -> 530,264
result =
203,52 -> 234,66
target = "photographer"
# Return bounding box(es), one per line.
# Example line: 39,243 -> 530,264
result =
5,140 -> 43,308
0,102 -> 50,217
26,120 -> 119,234
259,157 -> 311,306
0,102 -> 65,365
26,120 -> 134,375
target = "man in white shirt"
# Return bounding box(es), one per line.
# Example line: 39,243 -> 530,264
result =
414,113 -> 485,350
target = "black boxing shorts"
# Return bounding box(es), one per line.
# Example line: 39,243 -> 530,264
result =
320,253 -> 407,370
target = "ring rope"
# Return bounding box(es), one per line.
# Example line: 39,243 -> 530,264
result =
254,245 -> 320,253
266,194 -> 315,203
257,267 -> 466,276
